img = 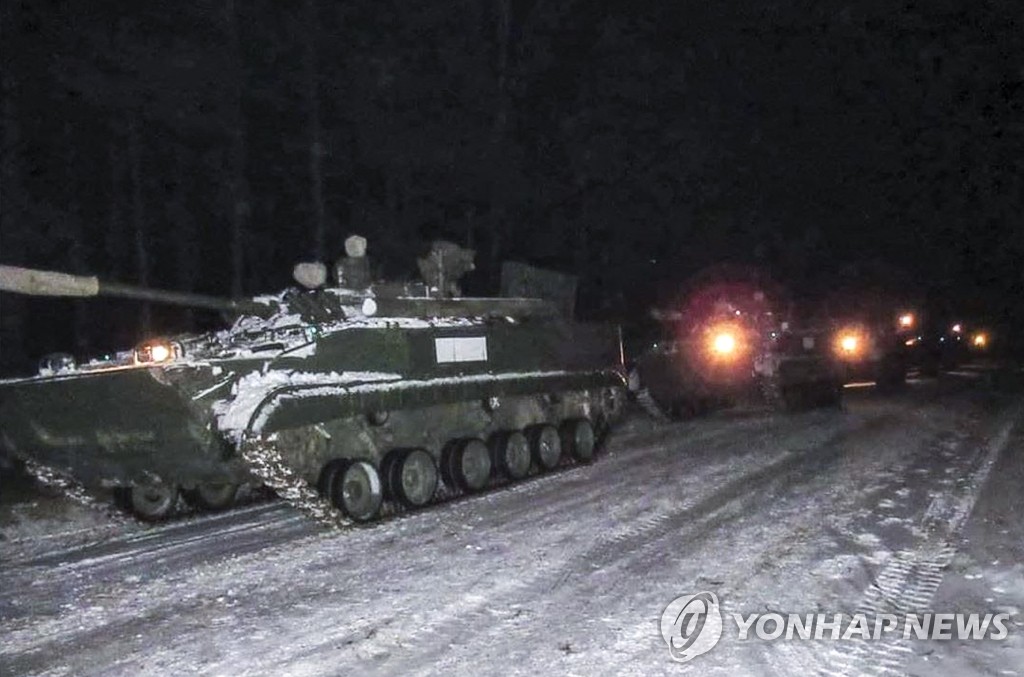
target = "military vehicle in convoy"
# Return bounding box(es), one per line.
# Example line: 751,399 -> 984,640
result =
0,239 -> 626,523
904,316 -> 992,376
828,309 -> 914,388
823,263 -> 919,388
627,269 -> 842,418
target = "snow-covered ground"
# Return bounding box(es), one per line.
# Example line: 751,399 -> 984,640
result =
1,369 -> 1022,676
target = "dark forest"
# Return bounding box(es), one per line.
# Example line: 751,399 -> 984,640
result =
1,0 -> 1022,374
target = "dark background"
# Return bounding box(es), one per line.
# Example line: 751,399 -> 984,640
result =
1,0 -> 1021,375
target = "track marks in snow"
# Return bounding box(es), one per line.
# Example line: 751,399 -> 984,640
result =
399,411 -> 901,676
4,385 -> 1015,677
815,405 -> 1020,677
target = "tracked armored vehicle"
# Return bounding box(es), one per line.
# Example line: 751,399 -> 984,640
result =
824,263 -> 920,388
0,241 -> 626,523
633,307 -> 841,417
830,312 -> 912,388
628,271 -> 841,417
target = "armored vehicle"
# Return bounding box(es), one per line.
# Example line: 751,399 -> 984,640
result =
629,272 -> 842,417
829,310 -> 913,388
824,263 -> 920,388
0,240 -> 626,523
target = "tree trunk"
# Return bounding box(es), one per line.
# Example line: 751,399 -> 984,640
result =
488,0 -> 512,285
0,3 -> 27,374
304,0 -> 327,261
385,171 -> 400,243
0,6 -> 19,231
105,142 -> 123,277
63,121 -> 90,354
127,111 -> 152,334
171,142 -> 198,328
464,206 -> 476,250
224,0 -> 249,297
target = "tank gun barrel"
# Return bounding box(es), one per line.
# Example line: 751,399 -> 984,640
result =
0,265 -> 272,316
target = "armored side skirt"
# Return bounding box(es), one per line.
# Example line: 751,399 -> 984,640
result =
0,366 -> 625,490
0,367 -> 240,489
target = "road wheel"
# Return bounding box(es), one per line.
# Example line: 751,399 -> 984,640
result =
388,449 -> 438,508
182,482 -> 239,511
529,424 -> 562,471
317,459 -> 347,497
561,419 -> 596,462
446,438 -> 492,492
128,483 -> 178,521
330,460 -> 383,522
492,431 -> 531,480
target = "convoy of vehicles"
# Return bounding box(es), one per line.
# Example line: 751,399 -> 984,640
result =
0,244 -> 997,523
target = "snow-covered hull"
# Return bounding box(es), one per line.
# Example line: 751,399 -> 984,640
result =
0,365 -> 250,489
0,314 -> 627,522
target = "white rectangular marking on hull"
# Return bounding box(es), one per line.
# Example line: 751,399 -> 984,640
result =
435,336 -> 488,363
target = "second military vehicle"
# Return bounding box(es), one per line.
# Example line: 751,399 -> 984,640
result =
628,270 -> 842,418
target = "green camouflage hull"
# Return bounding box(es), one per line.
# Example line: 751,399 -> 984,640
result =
0,318 -> 625,493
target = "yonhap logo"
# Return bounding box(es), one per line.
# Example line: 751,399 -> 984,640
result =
657,589 -> 1012,665
660,592 -> 724,663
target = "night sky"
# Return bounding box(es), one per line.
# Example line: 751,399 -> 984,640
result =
1,0 -> 1021,374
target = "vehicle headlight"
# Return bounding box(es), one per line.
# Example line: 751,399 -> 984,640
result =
702,321 -> 746,362
712,332 -> 737,356
134,340 -> 181,364
834,328 -> 867,359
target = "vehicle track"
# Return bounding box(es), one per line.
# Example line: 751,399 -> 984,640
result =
810,405 -> 1021,677
396,384 -> 1013,676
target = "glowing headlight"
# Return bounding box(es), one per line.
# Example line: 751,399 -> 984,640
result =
951,323 -> 962,334
702,321 -> 747,362
712,332 -> 737,356
834,328 -> 867,359
135,340 -> 180,364
898,313 -> 915,330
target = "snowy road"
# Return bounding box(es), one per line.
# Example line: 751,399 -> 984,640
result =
2,371 -> 1023,676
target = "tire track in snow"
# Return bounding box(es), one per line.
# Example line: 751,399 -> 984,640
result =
0,417 -> 771,669
814,404 -> 1021,677
0,406 -> 901,676
410,395 -> 988,677
394,410 -> 898,677
123,414 -> 857,677
157,419 -> 787,676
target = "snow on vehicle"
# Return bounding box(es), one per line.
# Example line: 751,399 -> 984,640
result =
0,239 -> 626,523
